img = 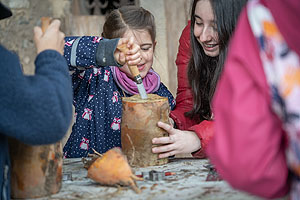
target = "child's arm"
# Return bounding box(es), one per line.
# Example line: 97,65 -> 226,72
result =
64,36 -> 141,71
64,36 -> 121,70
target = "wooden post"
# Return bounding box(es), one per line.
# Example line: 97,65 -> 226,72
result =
121,94 -> 170,167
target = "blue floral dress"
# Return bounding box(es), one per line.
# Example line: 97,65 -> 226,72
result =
63,36 -> 175,158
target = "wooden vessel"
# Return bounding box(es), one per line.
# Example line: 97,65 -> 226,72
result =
9,139 -> 63,199
121,94 -> 170,167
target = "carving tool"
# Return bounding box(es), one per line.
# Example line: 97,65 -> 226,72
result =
117,44 -> 148,99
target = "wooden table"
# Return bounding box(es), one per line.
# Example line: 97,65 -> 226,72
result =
31,157 -> 265,200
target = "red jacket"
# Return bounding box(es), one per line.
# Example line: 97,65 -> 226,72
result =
170,21 -> 214,158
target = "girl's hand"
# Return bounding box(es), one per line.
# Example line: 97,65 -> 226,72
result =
34,19 -> 65,55
115,37 -> 141,66
169,117 -> 175,127
152,121 -> 201,158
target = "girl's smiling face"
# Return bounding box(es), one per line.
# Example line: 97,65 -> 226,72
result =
120,29 -> 155,79
194,0 -> 219,57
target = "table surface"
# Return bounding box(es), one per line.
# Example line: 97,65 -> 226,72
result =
31,157 -> 265,200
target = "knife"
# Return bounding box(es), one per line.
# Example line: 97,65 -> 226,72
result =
117,44 -> 148,99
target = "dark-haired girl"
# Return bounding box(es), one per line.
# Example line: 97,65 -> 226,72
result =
63,6 -> 175,158
152,0 -> 247,158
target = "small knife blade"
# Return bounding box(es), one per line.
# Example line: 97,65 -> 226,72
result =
117,44 -> 148,99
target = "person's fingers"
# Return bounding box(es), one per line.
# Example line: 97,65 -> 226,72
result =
157,121 -> 174,134
127,44 -> 140,55
152,136 -> 174,144
158,151 -> 176,158
126,51 -> 140,61
59,32 -> 65,45
127,60 -> 140,66
33,26 -> 43,53
34,26 -> 43,41
152,143 -> 175,153
118,38 -> 129,47
48,19 -> 61,31
126,36 -> 139,53
52,30 -> 65,55
118,52 -> 126,65
169,118 -> 175,127
126,48 -> 141,65
127,36 -> 134,47
59,31 -> 65,39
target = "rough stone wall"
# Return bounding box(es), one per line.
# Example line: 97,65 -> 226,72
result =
0,0 -> 71,75
0,0 -> 190,95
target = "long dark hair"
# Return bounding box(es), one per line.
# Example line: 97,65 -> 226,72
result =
102,6 -> 156,43
186,0 -> 247,120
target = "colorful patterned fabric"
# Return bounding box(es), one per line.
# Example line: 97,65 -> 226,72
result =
63,36 -> 176,158
248,0 -> 300,198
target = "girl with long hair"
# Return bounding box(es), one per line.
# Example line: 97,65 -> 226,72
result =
152,0 -> 247,158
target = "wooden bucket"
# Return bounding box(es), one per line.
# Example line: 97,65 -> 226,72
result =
121,94 -> 170,167
9,139 -> 63,199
